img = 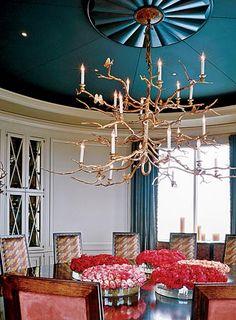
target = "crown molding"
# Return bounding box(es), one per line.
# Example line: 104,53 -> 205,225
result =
0,88 -> 236,136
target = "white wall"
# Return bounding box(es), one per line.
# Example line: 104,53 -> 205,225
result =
0,113 -> 131,264
51,139 -> 130,255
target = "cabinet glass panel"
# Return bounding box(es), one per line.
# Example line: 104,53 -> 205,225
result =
29,140 -> 42,190
9,194 -> 22,235
9,137 -> 23,188
28,195 -> 41,247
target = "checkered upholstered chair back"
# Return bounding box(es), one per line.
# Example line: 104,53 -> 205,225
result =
53,232 -> 82,264
112,232 -> 140,262
169,233 -> 197,259
0,235 -> 30,274
223,234 -> 236,266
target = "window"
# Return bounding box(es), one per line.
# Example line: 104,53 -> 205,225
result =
158,141 -> 230,242
6,134 -> 44,247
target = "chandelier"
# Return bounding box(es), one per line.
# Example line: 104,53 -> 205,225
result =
65,7 -> 232,187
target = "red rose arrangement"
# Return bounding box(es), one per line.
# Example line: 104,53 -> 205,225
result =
104,300 -> 146,320
70,254 -> 130,273
136,249 -> 186,268
150,263 -> 228,290
81,264 -> 146,289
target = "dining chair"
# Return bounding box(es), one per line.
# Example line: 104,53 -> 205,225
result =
223,234 -> 236,266
0,235 -> 30,274
112,232 -> 140,262
0,274 -> 104,320
169,232 -> 197,259
53,232 -> 82,264
192,283 -> 236,320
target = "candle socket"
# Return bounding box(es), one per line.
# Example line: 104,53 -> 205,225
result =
188,98 -> 194,106
157,80 -> 163,88
171,180 -> 177,188
80,84 -> 86,91
175,97 -> 181,106
119,114 -> 124,121
199,74 -> 206,82
214,170 -> 220,178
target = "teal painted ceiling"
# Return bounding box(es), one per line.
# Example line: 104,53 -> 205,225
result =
0,0 -> 236,108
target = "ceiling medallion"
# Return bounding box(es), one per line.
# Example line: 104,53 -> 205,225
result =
87,0 -> 212,47
134,7 -> 163,25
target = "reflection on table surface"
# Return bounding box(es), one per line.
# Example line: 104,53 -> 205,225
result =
1,264 -> 236,320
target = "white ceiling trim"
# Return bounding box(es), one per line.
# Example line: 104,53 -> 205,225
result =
0,88 -> 236,136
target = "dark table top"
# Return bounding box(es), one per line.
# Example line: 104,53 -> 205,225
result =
1,263 -> 236,320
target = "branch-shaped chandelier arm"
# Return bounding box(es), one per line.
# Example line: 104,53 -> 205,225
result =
64,9 -> 236,186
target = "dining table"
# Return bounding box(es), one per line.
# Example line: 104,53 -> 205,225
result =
1,263 -> 236,320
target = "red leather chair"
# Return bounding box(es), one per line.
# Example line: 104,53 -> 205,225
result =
192,283 -> 236,320
0,274 -> 104,320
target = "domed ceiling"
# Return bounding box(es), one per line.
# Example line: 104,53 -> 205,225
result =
0,0 -> 236,109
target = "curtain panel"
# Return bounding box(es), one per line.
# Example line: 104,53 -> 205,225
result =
230,135 -> 236,233
131,156 -> 158,251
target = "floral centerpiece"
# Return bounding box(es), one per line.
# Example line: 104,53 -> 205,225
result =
136,249 -> 186,273
151,262 -> 228,300
70,254 -> 130,273
81,264 -> 147,306
81,264 -> 146,290
177,259 -> 230,274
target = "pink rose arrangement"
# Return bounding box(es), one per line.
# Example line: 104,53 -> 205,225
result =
151,263 -> 228,290
178,259 -> 230,274
136,249 -> 186,268
70,254 -> 130,273
81,264 -> 147,289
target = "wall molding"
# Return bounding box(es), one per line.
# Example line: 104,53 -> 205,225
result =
1,88 -> 236,136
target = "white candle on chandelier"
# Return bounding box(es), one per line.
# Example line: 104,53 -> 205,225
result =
111,130 -> 116,154
202,114 -> 206,135
189,82 -> 193,100
167,126 -> 171,150
113,90 -> 118,107
114,123 -> 118,138
119,92 -> 123,114
157,58 -> 162,81
196,139 -> 201,161
140,97 -> 144,115
172,171 -> 174,181
109,164 -> 113,180
176,81 -> 180,98
126,78 -> 130,95
200,52 -> 206,75
79,142 -> 85,163
80,64 -> 85,85
214,155 -> 218,168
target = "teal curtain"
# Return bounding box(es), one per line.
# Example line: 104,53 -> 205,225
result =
131,154 -> 158,251
230,135 -> 236,233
